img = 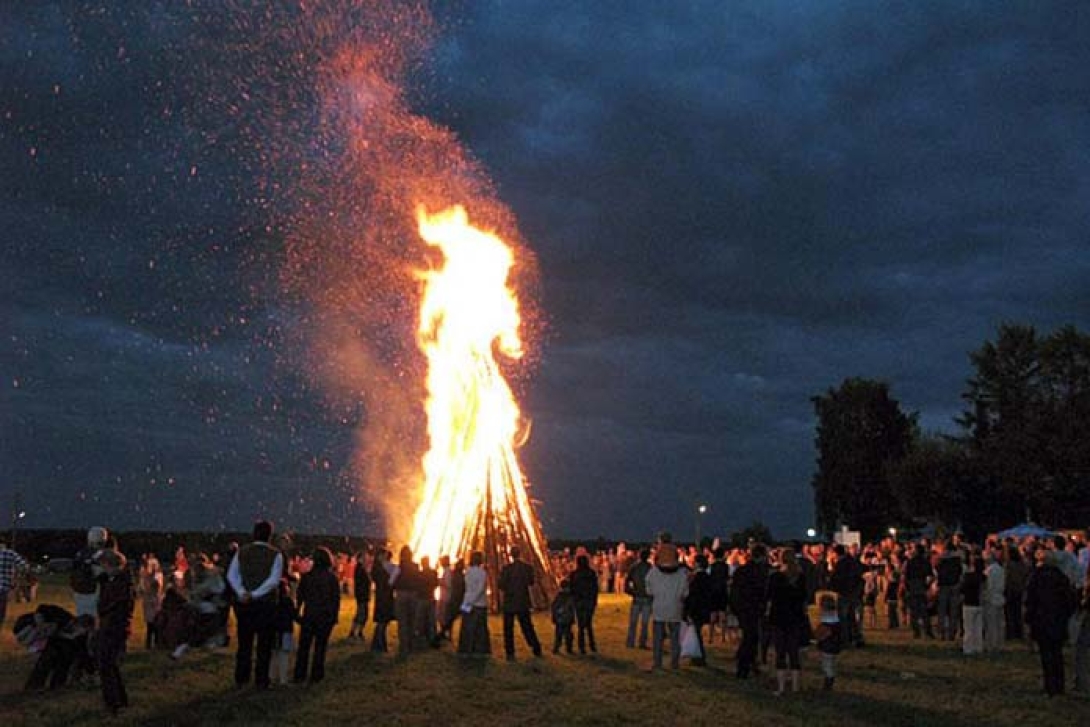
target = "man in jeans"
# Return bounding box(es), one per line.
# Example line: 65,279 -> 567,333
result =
935,542 -> 964,641
646,542 -> 688,670
624,548 -> 652,649
903,543 -> 935,638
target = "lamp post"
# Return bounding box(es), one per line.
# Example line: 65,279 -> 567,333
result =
806,528 -> 817,540
695,504 -> 708,546
10,490 -> 25,550
888,527 -> 898,541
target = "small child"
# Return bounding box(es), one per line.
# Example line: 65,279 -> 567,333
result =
814,592 -> 842,691
270,578 -> 297,686
550,579 -> 576,654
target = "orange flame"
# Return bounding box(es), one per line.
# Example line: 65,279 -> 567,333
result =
409,205 -> 548,568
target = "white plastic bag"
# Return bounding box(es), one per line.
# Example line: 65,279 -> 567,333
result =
680,622 -> 702,658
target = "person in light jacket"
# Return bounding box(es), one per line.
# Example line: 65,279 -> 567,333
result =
646,543 -> 689,670
982,549 -> 1005,652
458,552 -> 490,655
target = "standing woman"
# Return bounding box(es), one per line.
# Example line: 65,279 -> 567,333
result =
348,549 -> 372,644
766,548 -> 808,696
569,555 -> 599,655
293,547 -> 340,684
458,552 -> 491,655
370,550 -> 395,653
139,555 -> 164,649
392,546 -> 421,656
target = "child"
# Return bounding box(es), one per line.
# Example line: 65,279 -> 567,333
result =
814,592 -> 842,691
95,549 -> 134,715
270,579 -> 297,686
550,579 -> 576,654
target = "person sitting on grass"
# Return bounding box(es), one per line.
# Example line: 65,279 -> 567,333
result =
15,605 -> 93,691
294,547 -> 340,684
170,554 -> 228,659
550,578 -> 576,654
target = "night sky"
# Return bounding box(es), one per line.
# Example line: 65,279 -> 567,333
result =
3,2 -> 1088,543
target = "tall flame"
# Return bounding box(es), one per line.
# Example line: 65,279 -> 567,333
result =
409,205 -> 549,573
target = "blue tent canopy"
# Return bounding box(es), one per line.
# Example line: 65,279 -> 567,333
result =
996,523 -> 1058,539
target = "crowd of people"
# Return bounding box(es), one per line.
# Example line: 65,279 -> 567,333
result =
3,523 -> 1090,716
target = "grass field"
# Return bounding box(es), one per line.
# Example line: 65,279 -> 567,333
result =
2,577 -> 1087,726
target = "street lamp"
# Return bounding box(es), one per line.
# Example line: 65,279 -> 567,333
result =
888,527 -> 898,540
695,504 -> 708,546
806,528 -> 817,539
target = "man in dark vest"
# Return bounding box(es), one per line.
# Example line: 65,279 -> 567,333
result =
226,520 -> 283,689
498,546 -> 543,661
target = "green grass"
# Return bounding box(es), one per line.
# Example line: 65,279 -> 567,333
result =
2,577 -> 1087,726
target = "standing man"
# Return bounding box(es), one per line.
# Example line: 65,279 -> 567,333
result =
498,545 -> 543,661
903,542 -> 935,639
829,545 -> 865,648
0,541 -> 28,630
624,548 -> 653,649
982,548 -> 1006,652
227,520 -> 283,689
731,543 -> 769,679
72,527 -> 109,619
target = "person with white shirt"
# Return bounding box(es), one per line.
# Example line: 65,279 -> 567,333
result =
982,548 -> 1006,652
457,551 -> 490,655
227,520 -> 284,689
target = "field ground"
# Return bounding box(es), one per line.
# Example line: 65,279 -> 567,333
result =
1,577 -> 1087,726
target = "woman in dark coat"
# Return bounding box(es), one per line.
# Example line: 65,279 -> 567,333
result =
1025,550 -> 1078,696
370,549 -> 395,653
293,547 -> 340,684
569,555 -> 599,654
684,554 -> 714,665
766,548 -> 808,696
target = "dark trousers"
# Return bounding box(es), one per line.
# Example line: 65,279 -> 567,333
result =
395,592 -> 418,656
838,595 -> 863,646
234,600 -> 276,688
736,612 -> 760,676
1005,595 -> 1024,639
887,599 -> 900,629
294,621 -> 333,683
574,601 -> 596,653
553,623 -> 573,653
1037,637 -> 1065,696
95,627 -> 128,712
26,639 -> 78,690
371,621 -> 389,652
907,592 -> 933,637
457,607 -> 490,654
503,610 -> 542,657
773,624 -> 802,670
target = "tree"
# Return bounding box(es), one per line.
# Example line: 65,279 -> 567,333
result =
958,324 -> 1090,526
886,434 -> 991,536
727,521 -> 774,548
812,378 -> 917,538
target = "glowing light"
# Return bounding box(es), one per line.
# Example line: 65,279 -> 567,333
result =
408,205 -> 550,575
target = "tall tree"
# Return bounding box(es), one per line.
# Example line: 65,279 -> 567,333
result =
959,324 -> 1090,526
812,378 -> 917,538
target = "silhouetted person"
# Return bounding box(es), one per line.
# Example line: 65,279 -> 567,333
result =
227,520 -> 283,689
498,546 -> 542,660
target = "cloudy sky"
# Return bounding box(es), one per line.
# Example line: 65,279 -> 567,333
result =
2,1 -> 1088,542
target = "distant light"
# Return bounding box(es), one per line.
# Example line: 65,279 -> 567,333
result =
17,511 -> 25,519
698,505 -> 707,514
888,527 -> 897,537
806,528 -> 817,538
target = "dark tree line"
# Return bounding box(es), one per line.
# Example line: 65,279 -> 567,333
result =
812,324 -> 1090,539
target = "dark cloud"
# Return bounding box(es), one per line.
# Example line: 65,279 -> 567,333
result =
2,2 -> 1088,541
